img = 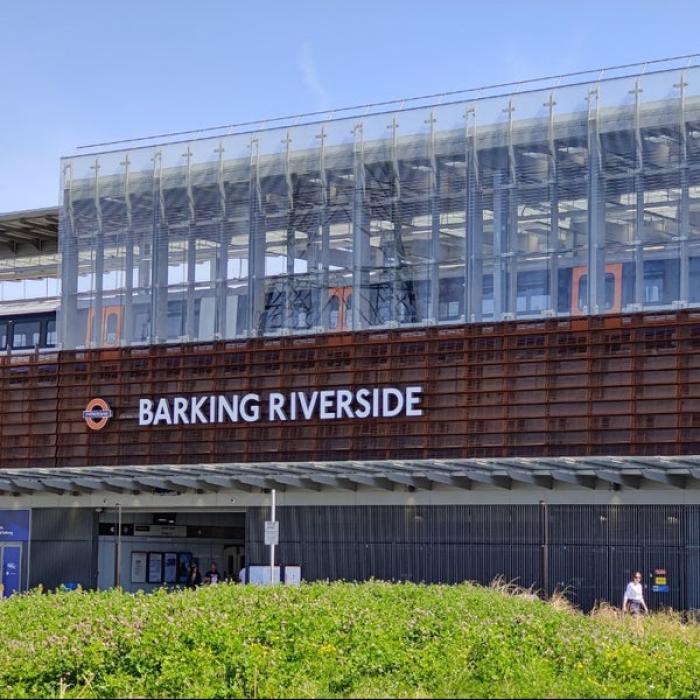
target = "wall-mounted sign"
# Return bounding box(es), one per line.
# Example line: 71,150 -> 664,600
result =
653,568 -> 669,593
0,510 -> 29,542
83,398 -> 113,431
137,386 -> 424,426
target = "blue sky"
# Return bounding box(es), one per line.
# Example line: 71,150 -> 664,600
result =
1,0 -> 699,211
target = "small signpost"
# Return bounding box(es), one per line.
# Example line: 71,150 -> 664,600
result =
266,489 -> 278,585
264,520 -> 279,546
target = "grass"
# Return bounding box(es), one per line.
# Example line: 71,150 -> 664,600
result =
0,580 -> 698,698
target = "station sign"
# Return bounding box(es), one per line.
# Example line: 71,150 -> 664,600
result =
137,385 -> 424,427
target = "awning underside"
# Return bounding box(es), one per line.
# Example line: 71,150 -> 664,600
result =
0,456 -> 697,495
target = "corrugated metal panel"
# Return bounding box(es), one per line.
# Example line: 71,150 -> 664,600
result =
30,541 -> 96,590
246,504 -> 700,610
29,508 -> 98,590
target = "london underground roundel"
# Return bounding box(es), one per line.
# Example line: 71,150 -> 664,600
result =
83,398 -> 113,431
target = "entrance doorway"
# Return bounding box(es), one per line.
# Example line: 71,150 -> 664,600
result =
0,543 -> 22,597
96,509 -> 245,592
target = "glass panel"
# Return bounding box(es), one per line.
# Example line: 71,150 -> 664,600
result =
57,63 -> 700,347
12,320 -> 41,349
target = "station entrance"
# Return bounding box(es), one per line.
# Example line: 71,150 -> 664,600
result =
96,509 -> 245,592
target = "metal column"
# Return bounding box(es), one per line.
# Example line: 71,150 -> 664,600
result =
546,93 -> 560,315
184,146 -> 197,340
151,152 -> 169,343
586,87 -> 605,315
351,121 -> 369,331
247,138 -> 265,336
122,155 -> 134,345
678,72 -> 690,305
214,142 -> 229,339
60,163 -> 79,349
632,80 -> 645,307
427,111 -> 441,323
465,107 -> 482,322
90,158 -> 104,347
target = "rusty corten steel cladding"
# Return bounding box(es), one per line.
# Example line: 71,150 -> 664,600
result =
1,310 -> 700,470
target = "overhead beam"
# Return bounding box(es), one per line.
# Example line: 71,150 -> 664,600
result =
344,474 -> 394,490
640,469 -> 687,489
73,477 -> 124,493
425,472 -> 472,489
595,470 -> 641,489
551,470 -> 597,489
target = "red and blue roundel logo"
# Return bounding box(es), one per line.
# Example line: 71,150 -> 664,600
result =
83,398 -> 113,431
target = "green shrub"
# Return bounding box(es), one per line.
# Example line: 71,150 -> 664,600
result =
0,581 -> 698,698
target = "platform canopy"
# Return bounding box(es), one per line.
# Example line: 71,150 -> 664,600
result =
0,207 -> 58,248
0,456 -> 697,495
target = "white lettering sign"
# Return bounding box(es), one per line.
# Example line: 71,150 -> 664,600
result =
137,386 -> 423,426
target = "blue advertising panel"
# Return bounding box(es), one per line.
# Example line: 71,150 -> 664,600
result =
0,510 -> 29,542
2,545 -> 21,597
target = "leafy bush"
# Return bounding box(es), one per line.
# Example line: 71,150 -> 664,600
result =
0,581 -> 698,698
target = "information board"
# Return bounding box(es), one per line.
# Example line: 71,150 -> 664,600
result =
148,553 -> 163,584
131,552 -> 147,584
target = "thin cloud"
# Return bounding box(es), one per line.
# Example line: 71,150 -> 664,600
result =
299,42 -> 330,112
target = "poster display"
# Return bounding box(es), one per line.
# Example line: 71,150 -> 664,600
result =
148,553 -> 163,584
131,552 -> 147,584
163,553 -> 178,584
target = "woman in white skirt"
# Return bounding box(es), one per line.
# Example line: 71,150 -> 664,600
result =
623,571 -> 649,615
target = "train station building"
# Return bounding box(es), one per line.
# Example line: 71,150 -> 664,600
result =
2,57 -> 700,609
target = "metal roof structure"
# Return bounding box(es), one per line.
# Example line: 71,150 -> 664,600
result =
0,207 -> 58,248
1,456 -> 697,495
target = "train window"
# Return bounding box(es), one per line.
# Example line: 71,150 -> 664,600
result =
517,271 -> 549,313
0,321 -> 6,349
12,320 -> 41,349
577,273 -> 616,311
45,319 -> 57,347
643,261 -> 665,304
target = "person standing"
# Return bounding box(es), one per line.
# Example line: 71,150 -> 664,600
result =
623,571 -> 648,615
204,562 -> 221,584
187,563 -> 202,590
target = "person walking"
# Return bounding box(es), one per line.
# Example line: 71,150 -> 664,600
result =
623,570 -> 648,615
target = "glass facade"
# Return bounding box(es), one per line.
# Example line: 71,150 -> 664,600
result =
59,63 -> 700,348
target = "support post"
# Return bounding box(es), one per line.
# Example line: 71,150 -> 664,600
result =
90,158 -> 104,346
116,503 -> 122,589
427,110 -> 441,322
677,72 -> 690,305
465,107 -> 482,322
545,92 -> 559,315
122,154 -> 134,345
214,141 -> 229,338
184,146 -> 196,340
351,122 -> 369,330
587,87 -> 604,315
269,488 -> 276,585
